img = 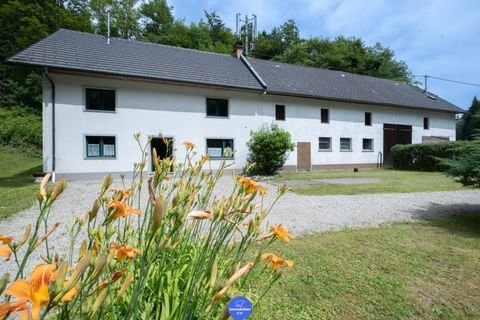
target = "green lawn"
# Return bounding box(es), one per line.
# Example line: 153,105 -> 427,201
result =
253,215 -> 480,319
275,169 -> 465,195
0,146 -> 42,219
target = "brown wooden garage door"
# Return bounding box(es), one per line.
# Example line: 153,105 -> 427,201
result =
383,124 -> 412,164
297,142 -> 311,171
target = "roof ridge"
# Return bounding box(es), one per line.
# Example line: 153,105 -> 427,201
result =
57,28 -> 234,58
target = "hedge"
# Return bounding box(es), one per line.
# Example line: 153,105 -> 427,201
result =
391,140 -> 480,171
0,107 -> 42,153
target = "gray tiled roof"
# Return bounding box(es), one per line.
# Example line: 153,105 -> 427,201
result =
7,29 -> 264,91
248,59 -> 463,113
8,29 -> 463,113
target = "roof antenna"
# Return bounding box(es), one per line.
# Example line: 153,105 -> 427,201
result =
107,10 -> 111,44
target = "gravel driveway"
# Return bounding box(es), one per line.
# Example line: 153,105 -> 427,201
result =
1,175 -> 480,275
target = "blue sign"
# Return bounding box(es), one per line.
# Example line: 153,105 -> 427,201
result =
227,296 -> 253,320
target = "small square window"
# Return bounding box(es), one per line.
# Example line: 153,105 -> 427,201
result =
340,138 -> 352,151
362,138 -> 373,151
206,98 -> 229,117
365,112 -> 372,126
321,108 -> 329,123
86,136 -> 116,158
206,139 -> 234,159
275,104 -> 286,121
85,88 -> 115,111
319,137 -> 331,151
424,117 -> 429,130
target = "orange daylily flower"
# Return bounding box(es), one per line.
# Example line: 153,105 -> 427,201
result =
202,155 -> 210,161
261,253 -> 294,271
236,176 -> 267,195
183,141 -> 196,149
108,200 -> 141,219
272,224 -> 293,243
0,234 -> 13,244
0,264 -> 56,320
256,224 -> 293,243
0,245 -> 12,261
110,243 -> 141,261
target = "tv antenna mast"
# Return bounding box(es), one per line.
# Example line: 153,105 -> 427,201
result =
236,13 -> 257,56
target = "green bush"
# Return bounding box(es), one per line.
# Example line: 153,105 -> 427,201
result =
246,123 -> 294,175
438,141 -> 480,187
391,141 -> 478,171
0,107 -> 41,153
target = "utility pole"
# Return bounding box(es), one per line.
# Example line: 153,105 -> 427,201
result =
236,13 -> 257,57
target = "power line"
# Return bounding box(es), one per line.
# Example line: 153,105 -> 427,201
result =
413,75 -> 480,87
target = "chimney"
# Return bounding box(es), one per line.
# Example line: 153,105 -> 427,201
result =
232,44 -> 243,59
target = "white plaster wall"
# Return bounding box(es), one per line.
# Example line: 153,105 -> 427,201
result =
42,73 -> 457,175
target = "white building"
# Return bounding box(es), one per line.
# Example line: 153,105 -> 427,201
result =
8,29 -> 462,179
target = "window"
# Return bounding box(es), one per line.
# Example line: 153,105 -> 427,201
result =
85,88 -> 115,111
423,117 -> 429,130
206,98 -> 229,117
206,139 -> 234,159
275,104 -> 286,121
321,108 -> 329,123
318,137 -> 331,151
362,138 -> 373,151
365,112 -> 372,126
340,138 -> 352,151
86,136 -> 116,158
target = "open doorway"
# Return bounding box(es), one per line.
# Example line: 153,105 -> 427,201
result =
151,137 -> 173,171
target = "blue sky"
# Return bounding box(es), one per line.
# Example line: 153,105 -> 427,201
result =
169,0 -> 479,110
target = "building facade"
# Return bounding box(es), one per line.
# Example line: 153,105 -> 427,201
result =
8,29 -> 461,179
41,72 -> 456,179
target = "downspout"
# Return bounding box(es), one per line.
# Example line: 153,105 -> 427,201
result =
44,67 -> 55,181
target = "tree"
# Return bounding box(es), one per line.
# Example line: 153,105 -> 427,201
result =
0,0 -> 93,110
253,20 -> 301,59
91,0 -> 140,39
140,0 -> 174,42
276,36 -> 412,82
459,96 -> 480,140
246,123 -> 295,176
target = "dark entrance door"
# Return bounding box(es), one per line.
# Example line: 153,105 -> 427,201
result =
383,124 -> 412,165
151,137 -> 173,171
297,142 -> 311,171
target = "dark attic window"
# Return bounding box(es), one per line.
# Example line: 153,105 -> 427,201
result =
365,112 -> 372,126
275,104 -> 286,121
85,88 -> 116,111
206,98 -> 229,117
321,108 -> 329,123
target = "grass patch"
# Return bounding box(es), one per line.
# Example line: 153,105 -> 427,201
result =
252,215 -> 480,319
275,169 -> 465,195
0,146 -> 42,219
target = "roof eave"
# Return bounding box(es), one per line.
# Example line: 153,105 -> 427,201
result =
267,90 -> 464,114
6,60 -> 266,94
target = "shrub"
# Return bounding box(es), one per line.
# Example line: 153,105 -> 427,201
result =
391,140 -> 479,171
0,136 -> 293,319
438,140 -> 480,187
246,123 -> 295,175
0,107 -> 42,153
